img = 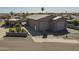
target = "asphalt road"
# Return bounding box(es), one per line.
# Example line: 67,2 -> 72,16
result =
0,37 -> 79,51
0,28 -> 79,51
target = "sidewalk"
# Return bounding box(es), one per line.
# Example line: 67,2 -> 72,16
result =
0,28 -> 6,39
32,37 -> 79,44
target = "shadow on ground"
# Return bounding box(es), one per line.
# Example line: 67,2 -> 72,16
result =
1,24 -> 10,28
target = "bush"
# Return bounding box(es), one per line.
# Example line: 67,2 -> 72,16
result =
16,27 -> 21,32
9,28 -> 16,32
72,20 -> 79,26
21,29 -> 26,32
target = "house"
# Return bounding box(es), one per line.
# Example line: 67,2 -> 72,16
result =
27,15 -> 52,31
5,15 -> 21,26
27,15 -> 66,32
51,16 -> 66,32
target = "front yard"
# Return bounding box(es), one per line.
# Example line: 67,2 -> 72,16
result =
0,21 -> 30,37
1,19 -> 79,42
30,28 -> 79,43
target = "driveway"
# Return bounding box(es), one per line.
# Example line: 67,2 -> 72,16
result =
0,28 -> 6,39
31,28 -> 79,43
67,28 -> 79,33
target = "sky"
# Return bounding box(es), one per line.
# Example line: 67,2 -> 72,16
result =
0,7 -> 79,13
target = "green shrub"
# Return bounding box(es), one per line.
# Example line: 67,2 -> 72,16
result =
72,20 -> 79,26
16,27 -> 21,32
9,28 -> 16,32
21,29 -> 26,32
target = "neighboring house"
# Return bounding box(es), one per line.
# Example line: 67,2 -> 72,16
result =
71,15 -> 79,20
4,18 -> 20,27
10,15 -> 21,19
7,16 -> 27,26
5,15 -> 21,27
27,15 -> 66,32
6,15 -> 21,23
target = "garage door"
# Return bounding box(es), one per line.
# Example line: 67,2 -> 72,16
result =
40,21 -> 49,31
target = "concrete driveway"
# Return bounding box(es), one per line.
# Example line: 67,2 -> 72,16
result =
0,28 -> 6,39
31,28 -> 79,44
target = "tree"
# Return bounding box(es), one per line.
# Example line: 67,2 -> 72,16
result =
10,11 -> 14,15
41,7 -> 44,13
73,19 -> 79,26
22,12 -> 26,20
15,23 -> 22,32
9,11 -> 14,18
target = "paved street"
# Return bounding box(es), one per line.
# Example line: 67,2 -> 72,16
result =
0,28 -> 79,51
0,37 -> 79,51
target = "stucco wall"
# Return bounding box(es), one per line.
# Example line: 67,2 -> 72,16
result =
51,20 -> 57,31
27,16 -> 66,32
39,21 -> 49,31
28,19 -> 35,29
51,19 -> 66,31
28,19 -> 39,31
56,19 -> 66,31
28,16 -> 52,31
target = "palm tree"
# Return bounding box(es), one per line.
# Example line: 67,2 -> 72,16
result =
10,11 -> 14,18
41,7 -> 44,13
22,12 -> 26,20
10,11 -> 14,16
